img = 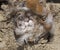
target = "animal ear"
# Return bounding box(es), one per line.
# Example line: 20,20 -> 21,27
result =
26,0 -> 43,15
36,3 -> 43,15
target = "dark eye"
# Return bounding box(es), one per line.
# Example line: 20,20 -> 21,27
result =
19,24 -> 22,26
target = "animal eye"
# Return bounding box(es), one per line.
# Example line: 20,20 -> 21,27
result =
19,24 -> 22,26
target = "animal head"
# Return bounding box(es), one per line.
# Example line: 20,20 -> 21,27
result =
26,0 -> 46,15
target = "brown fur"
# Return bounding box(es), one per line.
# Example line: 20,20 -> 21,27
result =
26,0 -> 43,15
